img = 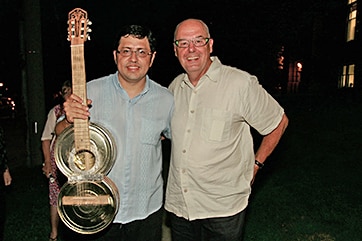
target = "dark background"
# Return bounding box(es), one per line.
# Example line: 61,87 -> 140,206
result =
1,0 -> 345,110
1,2 -> 362,240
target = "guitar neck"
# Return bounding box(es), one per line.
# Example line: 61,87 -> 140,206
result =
71,44 -> 90,152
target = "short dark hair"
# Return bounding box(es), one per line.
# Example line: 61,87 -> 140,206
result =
62,80 -> 72,89
61,80 -> 72,97
113,25 -> 156,52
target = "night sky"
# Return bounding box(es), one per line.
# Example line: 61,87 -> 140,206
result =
1,0 -> 345,106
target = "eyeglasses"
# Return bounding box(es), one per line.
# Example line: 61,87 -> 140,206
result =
116,48 -> 153,58
174,37 -> 210,48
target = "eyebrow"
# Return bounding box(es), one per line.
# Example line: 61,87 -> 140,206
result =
177,35 -> 204,40
120,46 -> 150,50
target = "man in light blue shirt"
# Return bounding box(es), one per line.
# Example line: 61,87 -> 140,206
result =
57,25 -> 173,241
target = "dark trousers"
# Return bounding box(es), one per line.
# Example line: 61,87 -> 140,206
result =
63,207 -> 163,241
169,209 -> 246,241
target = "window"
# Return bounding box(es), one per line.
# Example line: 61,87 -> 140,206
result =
287,61 -> 302,93
347,0 -> 357,41
339,64 -> 355,88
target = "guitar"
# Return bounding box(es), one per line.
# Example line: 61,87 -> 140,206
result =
54,8 -> 119,234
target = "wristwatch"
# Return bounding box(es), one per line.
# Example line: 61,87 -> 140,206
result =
254,160 -> 264,169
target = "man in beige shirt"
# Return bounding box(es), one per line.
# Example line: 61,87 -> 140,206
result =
165,18 -> 289,241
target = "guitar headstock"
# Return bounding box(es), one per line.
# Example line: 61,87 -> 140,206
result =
67,8 -> 92,45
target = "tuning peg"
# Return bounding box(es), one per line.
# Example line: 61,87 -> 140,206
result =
87,20 -> 92,25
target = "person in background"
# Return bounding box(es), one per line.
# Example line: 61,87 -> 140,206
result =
165,18 -> 289,241
56,25 -> 174,241
41,80 -> 72,241
0,126 -> 12,241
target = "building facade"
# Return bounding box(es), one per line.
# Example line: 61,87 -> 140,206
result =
340,0 -> 362,90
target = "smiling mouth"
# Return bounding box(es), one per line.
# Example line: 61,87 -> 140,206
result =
127,65 -> 140,70
187,56 -> 199,61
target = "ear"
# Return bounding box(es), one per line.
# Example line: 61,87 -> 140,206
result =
149,51 -> 156,67
174,44 -> 178,57
113,50 -> 118,65
209,38 -> 214,54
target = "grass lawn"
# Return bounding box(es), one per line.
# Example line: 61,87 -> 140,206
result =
244,93 -> 362,240
3,92 -> 362,240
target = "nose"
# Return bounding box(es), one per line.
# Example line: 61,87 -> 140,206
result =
187,42 -> 196,52
130,51 -> 138,61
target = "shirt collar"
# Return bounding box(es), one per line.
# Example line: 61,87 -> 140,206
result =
180,56 -> 221,88
113,72 -> 150,98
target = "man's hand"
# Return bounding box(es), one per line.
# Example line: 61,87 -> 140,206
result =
63,93 -> 92,123
251,165 -> 259,185
3,168 -> 12,186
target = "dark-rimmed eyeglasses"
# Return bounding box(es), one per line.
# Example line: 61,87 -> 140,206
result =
174,37 -> 210,48
116,48 -> 153,58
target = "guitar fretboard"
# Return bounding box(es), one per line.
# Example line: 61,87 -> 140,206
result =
71,44 -> 91,155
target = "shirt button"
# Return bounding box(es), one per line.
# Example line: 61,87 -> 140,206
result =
187,129 -> 191,133
182,149 -> 186,153
190,110 -> 194,114
183,189 -> 188,193
182,169 -> 186,174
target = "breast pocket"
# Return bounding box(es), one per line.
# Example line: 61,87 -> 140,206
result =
140,118 -> 164,145
201,108 -> 232,142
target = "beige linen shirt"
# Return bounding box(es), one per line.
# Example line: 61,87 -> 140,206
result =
165,57 -> 284,220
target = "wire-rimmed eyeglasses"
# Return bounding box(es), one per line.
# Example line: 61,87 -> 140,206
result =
174,37 -> 210,48
116,48 -> 153,58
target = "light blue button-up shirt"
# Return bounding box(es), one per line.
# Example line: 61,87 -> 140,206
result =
87,72 -> 174,224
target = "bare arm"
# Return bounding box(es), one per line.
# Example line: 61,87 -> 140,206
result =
41,139 -> 52,177
252,113 -> 289,183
